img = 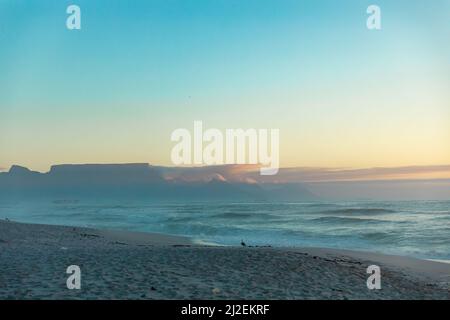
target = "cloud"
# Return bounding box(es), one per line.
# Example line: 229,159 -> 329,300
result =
248,165 -> 450,182
245,165 -> 450,183
157,164 -> 256,183
159,164 -> 450,183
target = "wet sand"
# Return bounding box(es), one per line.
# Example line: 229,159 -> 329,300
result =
0,220 -> 448,299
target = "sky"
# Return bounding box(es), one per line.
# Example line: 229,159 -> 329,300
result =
0,0 -> 449,174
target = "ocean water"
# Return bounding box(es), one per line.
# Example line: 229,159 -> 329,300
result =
0,199 -> 449,261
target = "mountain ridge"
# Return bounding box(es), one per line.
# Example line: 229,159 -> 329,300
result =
0,163 -> 317,201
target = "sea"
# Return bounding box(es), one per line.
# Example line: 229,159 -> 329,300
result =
0,199 -> 449,261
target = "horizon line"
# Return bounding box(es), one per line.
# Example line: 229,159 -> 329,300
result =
2,162 -> 450,183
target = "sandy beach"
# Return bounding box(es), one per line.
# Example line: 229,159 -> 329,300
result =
0,219 -> 448,300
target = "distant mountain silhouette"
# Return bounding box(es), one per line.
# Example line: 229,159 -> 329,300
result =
0,163 -> 317,201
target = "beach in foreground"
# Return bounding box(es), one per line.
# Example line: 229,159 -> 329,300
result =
0,220 -> 448,299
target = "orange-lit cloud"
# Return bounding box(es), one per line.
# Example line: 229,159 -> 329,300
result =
160,164 -> 450,183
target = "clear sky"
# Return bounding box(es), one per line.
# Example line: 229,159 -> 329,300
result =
0,0 -> 449,173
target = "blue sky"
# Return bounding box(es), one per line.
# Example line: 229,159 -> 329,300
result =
0,0 -> 449,172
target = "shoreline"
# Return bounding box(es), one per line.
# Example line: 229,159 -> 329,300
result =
1,219 -> 449,299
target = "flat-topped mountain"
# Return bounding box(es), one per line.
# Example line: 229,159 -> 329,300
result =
48,163 -> 164,184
